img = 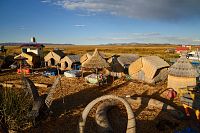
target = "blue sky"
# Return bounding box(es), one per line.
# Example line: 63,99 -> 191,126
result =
0,0 -> 200,45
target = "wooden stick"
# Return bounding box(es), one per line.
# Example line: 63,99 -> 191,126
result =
0,83 -> 48,88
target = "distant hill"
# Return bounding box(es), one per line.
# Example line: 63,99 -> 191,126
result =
0,42 -> 74,46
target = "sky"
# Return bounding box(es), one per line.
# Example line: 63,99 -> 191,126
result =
0,0 -> 200,45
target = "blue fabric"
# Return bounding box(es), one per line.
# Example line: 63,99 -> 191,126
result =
174,127 -> 198,133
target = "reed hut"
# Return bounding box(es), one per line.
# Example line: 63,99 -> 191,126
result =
14,52 -> 40,67
107,54 -> 139,77
167,55 -> 199,92
44,50 -> 65,67
82,49 -> 109,69
129,56 -> 170,84
80,51 -> 106,64
60,54 -> 80,70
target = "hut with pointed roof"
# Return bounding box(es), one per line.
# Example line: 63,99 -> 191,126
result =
167,55 -> 199,92
60,54 -> 81,70
44,50 -> 65,67
129,56 -> 170,84
82,49 -> 109,71
80,51 -> 106,64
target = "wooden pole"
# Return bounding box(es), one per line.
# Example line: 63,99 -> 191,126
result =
81,67 -> 84,78
96,68 -> 100,86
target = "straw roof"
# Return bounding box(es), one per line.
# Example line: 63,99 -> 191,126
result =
129,56 -> 169,79
53,50 -> 65,58
118,54 -> 139,66
67,55 -> 80,63
168,55 -> 199,77
88,51 -> 106,59
80,51 -> 106,64
80,53 -> 92,63
82,49 -> 109,69
14,55 -> 28,60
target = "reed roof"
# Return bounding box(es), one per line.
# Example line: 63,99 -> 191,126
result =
168,55 -> 199,77
82,49 -> 109,69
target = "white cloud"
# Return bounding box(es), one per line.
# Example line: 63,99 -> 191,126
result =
73,24 -> 86,27
76,13 -> 96,17
82,32 -> 200,44
50,0 -> 200,20
18,26 -> 25,30
41,0 -> 51,3
193,40 -> 200,42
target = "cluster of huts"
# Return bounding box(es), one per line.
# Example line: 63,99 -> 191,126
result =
6,40 -> 199,93
128,54 -> 199,92
43,47 -> 199,93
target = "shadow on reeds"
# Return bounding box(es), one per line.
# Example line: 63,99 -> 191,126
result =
26,78 -> 131,133
27,79 -> 200,133
130,90 -> 200,132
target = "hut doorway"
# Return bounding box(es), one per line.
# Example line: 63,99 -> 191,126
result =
65,61 -> 68,68
45,62 -> 48,67
72,62 -> 81,70
50,58 -> 55,66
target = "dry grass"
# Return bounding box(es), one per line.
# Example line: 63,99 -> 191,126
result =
0,71 -> 199,133
1,44 -> 200,132
3,44 -> 180,62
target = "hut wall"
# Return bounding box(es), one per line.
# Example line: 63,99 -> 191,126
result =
152,68 -> 168,83
44,52 -> 61,66
167,75 -> 197,92
128,58 -> 142,75
131,70 -> 145,81
142,58 -> 157,79
16,53 -> 33,66
131,67 -> 168,84
32,56 -> 40,67
60,58 -> 73,70
109,72 -> 124,78
47,60 -> 51,66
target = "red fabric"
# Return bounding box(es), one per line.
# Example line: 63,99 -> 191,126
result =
176,47 -> 189,51
17,68 -> 31,74
167,89 -> 177,99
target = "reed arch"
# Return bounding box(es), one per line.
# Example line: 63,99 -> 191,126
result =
78,95 -> 136,133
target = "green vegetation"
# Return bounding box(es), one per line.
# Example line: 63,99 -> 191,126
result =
0,87 -> 32,131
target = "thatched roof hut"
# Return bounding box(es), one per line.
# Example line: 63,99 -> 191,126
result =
82,49 -> 109,69
60,54 -> 80,70
44,50 -> 65,67
80,51 -> 106,64
108,54 -> 139,68
106,54 -> 139,77
167,55 -> 199,92
117,54 -> 139,67
129,56 -> 170,84
14,52 -> 40,67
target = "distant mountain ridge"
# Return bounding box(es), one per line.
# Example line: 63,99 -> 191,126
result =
0,42 -> 74,46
